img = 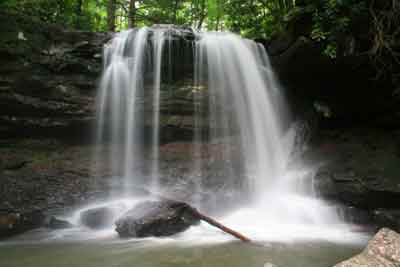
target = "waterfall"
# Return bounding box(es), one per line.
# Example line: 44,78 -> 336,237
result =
195,32 -> 288,201
150,30 -> 165,192
94,26 -> 363,242
96,28 -> 151,195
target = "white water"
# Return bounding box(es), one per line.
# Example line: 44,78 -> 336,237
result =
150,30 -> 165,192
90,27 -> 366,244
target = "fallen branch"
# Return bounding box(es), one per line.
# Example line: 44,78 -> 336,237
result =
138,188 -> 252,242
192,208 -> 252,242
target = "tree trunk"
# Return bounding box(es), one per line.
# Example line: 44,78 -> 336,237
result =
128,0 -> 136,28
215,0 -> 221,31
192,209 -> 252,242
107,0 -> 116,31
75,0 -> 83,29
172,0 -> 180,24
197,0 -> 207,30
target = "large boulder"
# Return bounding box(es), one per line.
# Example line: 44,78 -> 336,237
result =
334,228 -> 400,267
115,200 -> 200,238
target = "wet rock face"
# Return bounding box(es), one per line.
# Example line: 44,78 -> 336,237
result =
310,129 -> 400,231
0,14 -> 200,141
372,210 -> 400,233
266,33 -> 398,128
334,228 -> 400,267
0,11 -> 110,139
115,200 -> 200,238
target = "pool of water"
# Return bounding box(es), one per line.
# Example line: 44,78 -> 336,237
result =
0,239 -> 363,267
0,227 -> 366,267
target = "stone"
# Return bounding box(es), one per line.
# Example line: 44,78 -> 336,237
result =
115,200 -> 200,238
46,216 -> 74,229
334,228 -> 400,267
372,209 -> 400,233
312,129 -> 400,210
79,204 -> 125,229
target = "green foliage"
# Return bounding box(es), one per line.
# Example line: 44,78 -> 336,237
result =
0,0 -> 299,37
1,0 -> 395,66
1,0 -> 109,31
295,0 -> 368,58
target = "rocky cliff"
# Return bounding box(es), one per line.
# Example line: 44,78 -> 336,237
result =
0,11 -> 110,140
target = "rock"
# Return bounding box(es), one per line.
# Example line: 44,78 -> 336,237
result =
339,206 -> 374,226
312,129 -> 400,210
115,200 -> 200,238
46,216 -> 74,229
334,228 -> 400,267
0,210 -> 45,239
0,154 -> 30,170
266,18 -> 398,128
0,11 -> 108,139
372,210 -> 400,233
79,204 -> 125,229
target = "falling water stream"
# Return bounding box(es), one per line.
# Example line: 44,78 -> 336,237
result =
92,26 -> 365,243
0,26 -> 368,267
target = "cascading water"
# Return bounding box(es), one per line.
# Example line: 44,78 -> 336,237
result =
93,26 -> 365,243
195,32 -> 288,200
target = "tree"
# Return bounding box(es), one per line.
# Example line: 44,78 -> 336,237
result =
75,0 -> 83,28
128,0 -> 136,28
197,0 -> 207,29
107,0 -> 116,31
172,0 -> 180,24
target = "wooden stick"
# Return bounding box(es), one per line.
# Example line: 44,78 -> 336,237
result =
192,208 -> 252,243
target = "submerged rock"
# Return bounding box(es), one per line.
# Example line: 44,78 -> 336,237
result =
79,204 -> 125,229
115,200 -> 200,238
334,228 -> 400,267
46,216 -> 74,229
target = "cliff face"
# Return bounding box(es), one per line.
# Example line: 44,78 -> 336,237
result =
0,11 -> 110,140
0,12 -> 111,214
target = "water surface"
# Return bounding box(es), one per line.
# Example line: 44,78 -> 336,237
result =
0,238 -> 362,267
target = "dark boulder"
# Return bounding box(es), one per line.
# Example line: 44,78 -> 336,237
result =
79,204 -> 125,229
115,200 -> 200,238
46,216 -> 74,229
